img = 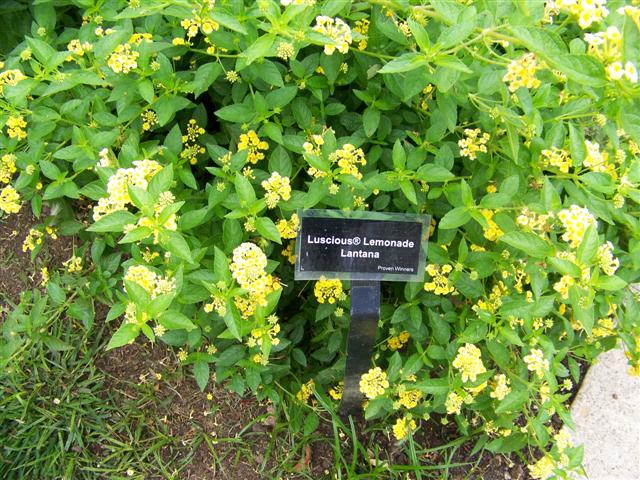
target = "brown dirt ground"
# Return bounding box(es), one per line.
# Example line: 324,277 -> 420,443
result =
1,207 -> 588,479
0,208 -> 73,308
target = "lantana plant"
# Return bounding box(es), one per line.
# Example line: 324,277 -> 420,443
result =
1,1 -> 639,477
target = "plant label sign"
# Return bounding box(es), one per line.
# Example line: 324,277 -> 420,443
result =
295,209 -> 430,282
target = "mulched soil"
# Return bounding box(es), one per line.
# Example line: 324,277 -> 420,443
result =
0,208 -> 73,308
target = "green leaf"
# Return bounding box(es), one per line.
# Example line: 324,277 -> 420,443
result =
576,225 -> 599,265
495,387 -> 529,414
379,53 -> 426,74
595,275 -> 627,291
304,411 -> 320,435
148,164 -> 174,197
119,226 -> 152,244
499,232 -> 553,258
414,377 -> 449,395
47,282 -> 66,306
399,180 -> 418,205
256,217 -> 282,244
215,104 -> 254,123
224,302 -> 242,340
241,34 -> 275,65
154,95 -> 192,126
193,361 -> 210,391
159,230 -> 194,263
415,164 -> 454,182
266,86 -> 298,109
436,7 -> 477,49
235,173 -> 256,204
193,62 -> 222,97
40,161 -> 62,180
439,207 -> 470,229
127,184 -> 153,211
87,210 -> 136,233
138,79 -> 154,103
363,107 -> 380,137
407,18 -> 430,51
107,323 -> 140,350
569,123 -> 586,166
159,310 -> 197,331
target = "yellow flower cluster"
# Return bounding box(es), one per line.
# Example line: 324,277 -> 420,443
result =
597,240 -> 619,275
359,367 -> 389,399
528,455 -> 556,480
303,133 -> 325,157
328,381 -> 343,400
353,19 -> 369,50
592,317 -> 615,337
473,280 -> 508,314
314,276 -> 343,304
107,43 -> 139,74
141,110 -> 158,131
541,147 -> 572,173
0,154 -> 17,183
523,348 -> 549,379
553,274 -> 575,299
204,282 -> 227,316
489,374 -> 511,400
230,243 -> 280,317
557,204 -> 597,248
22,227 -> 43,252
554,427 -> 572,452
445,391 -> 463,415
276,41 -> 295,60
66,39 -> 93,60
124,264 -> 176,298
276,213 -> 299,239
296,379 -> 314,403
392,416 -> 417,441
0,69 -> 26,94
516,207 -> 554,233
247,314 -> 281,352
419,84 -> 435,112
92,159 -> 163,221
618,5 -> 640,31
98,148 -> 114,168
0,185 -> 21,214
480,209 -> 503,241
261,171 -> 291,209
555,0 -> 609,29
238,130 -> 269,164
329,143 -> 367,180
63,255 -> 83,273
452,343 -> 486,383
583,140 -> 616,177
313,16 -> 352,55
387,330 -> 410,350
503,53 -> 541,92
230,242 -> 268,290
6,115 -> 27,140
424,263 -> 455,295
281,0 -> 316,6
585,26 -> 622,63
396,385 -> 422,409
180,13 -> 219,39
458,128 -> 490,160
282,242 -> 296,264
180,119 -> 206,165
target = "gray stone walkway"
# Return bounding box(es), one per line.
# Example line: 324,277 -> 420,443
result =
570,347 -> 640,480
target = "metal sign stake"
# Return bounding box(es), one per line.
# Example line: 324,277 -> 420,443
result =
339,280 -> 380,416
